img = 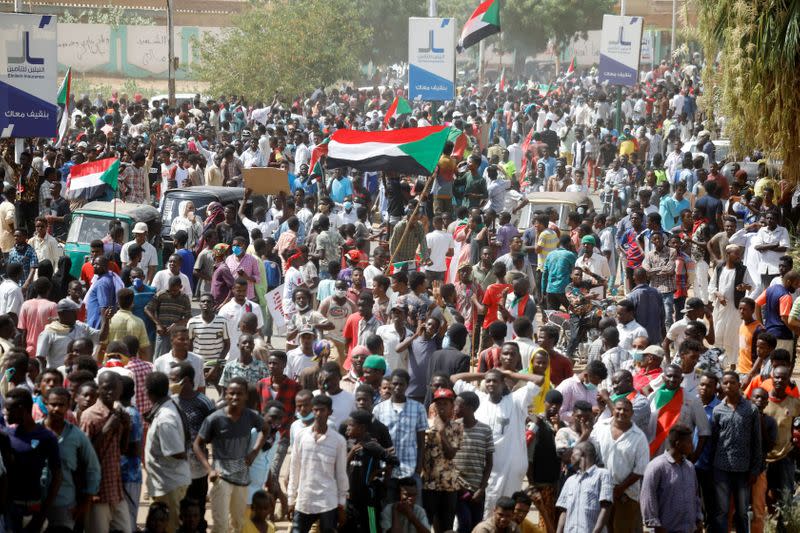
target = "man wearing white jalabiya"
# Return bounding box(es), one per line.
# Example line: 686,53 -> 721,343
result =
708,245 -> 754,369
453,368 -> 543,515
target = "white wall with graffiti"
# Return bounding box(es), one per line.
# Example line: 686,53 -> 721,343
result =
57,23 -> 223,78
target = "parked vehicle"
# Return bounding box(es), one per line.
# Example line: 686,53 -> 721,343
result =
159,186 -> 269,258
65,200 -> 161,279
517,191 -> 595,232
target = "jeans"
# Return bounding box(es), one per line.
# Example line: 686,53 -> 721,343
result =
291,508 -> 338,533
456,490 -> 485,533
422,489 -> 457,532
566,315 -> 592,358
661,292 -> 675,329
153,333 -> 172,359
696,466 -> 716,528
674,296 -> 686,322
711,469 -> 750,533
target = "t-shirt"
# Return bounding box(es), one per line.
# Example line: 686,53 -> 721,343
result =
763,396 -> 800,462
536,229 -> 559,270
187,314 -> 230,365
453,421 -> 494,491
380,503 -> 430,533
6,425 -> 61,501
18,297 -> 58,355
121,240 -> 158,270
425,230 -> 454,272
482,283 -> 512,329
737,320 -> 764,374
145,400 -> 192,496
197,408 -> 264,486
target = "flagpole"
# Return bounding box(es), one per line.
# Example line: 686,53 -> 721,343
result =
384,168 -> 438,275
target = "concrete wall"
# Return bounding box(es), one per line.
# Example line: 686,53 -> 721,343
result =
57,23 -> 223,79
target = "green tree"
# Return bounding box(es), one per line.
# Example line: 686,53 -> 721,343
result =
696,0 -> 800,182
503,0 -> 613,59
193,0 -> 371,101
358,0 -> 427,64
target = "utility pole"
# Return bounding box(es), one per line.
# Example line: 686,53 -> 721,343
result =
671,0 -> 677,55
428,0 -> 436,17
13,0 -> 24,162
167,0 -> 175,106
615,1 -> 625,134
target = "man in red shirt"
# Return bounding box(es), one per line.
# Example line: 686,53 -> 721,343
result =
480,262 -> 511,352
537,324 -> 574,386
81,239 -> 121,287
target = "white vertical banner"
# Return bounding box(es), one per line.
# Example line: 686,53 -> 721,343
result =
408,17 -> 455,101
1,13 -> 58,137
265,284 -> 287,330
597,15 -> 644,87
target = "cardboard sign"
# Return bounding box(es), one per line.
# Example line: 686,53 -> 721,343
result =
242,167 -> 291,195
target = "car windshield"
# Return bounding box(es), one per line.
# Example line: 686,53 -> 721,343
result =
67,215 -> 131,244
518,203 -> 570,230
161,195 -> 216,232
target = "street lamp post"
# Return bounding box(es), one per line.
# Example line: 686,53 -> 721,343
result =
167,0 -> 175,106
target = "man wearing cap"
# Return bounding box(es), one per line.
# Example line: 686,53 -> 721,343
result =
422,387 -> 463,532
121,222 -> 158,284
286,327 -> 318,382
633,345 -> 665,394
37,297 -> 109,368
575,235 -> 610,298
361,355 -> 387,396
340,346 -> 370,393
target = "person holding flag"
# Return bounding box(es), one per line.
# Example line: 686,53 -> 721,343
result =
647,362 -> 710,458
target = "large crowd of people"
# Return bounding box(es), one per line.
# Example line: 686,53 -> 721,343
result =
0,53 -> 799,533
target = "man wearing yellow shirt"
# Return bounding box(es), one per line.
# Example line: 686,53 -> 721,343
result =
108,288 -> 152,359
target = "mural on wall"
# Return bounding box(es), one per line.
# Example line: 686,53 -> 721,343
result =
57,23 -> 223,78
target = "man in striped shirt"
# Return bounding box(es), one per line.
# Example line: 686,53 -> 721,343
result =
188,293 -> 231,373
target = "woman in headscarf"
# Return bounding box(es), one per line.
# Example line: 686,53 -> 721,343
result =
527,348 -> 552,415
210,243 -> 234,309
194,201 -> 225,255
51,255 -> 76,302
170,200 -> 203,249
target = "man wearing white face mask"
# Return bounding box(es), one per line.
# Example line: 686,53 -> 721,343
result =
338,200 -> 358,225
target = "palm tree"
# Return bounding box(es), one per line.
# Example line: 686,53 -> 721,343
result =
696,0 -> 800,182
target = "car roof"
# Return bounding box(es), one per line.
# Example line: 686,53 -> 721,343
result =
164,186 -> 245,202
76,201 -> 160,221
525,191 -> 592,205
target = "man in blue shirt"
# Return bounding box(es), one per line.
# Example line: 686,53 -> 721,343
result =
627,267 -> 667,344
85,256 -> 118,329
541,235 -> 577,311
328,170 -> 353,204
129,266 -> 157,344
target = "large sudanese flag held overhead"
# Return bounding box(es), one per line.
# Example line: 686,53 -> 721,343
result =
314,126 -> 452,176
457,0 -> 501,52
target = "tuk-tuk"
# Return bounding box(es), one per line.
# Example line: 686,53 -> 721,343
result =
65,200 -> 162,279
517,191 -> 594,231
160,186 -> 269,257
